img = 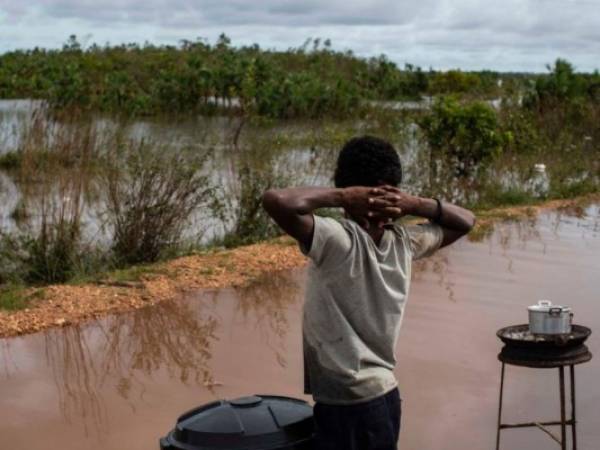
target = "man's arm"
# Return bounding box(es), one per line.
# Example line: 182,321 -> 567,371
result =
377,186 -> 475,247
408,197 -> 475,247
261,187 -> 399,249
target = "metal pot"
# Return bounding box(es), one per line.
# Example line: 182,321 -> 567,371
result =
528,300 -> 573,335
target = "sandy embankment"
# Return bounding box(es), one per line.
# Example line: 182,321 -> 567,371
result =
1,194 -> 598,338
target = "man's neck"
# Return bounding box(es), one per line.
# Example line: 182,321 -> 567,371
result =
345,214 -> 386,245
367,226 -> 385,246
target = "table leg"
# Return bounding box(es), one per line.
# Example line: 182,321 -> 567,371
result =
559,366 -> 567,450
570,365 -> 577,450
496,362 -> 505,450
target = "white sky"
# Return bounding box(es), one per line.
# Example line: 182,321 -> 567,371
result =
1,0 -> 599,72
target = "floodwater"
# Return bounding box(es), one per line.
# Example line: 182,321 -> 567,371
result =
0,100 -> 379,242
1,205 -> 599,450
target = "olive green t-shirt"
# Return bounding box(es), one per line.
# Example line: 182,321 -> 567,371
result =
301,216 -> 443,405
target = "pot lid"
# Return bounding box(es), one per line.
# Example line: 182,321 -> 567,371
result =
160,395 -> 314,450
528,300 -> 571,312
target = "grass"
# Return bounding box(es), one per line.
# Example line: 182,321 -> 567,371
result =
549,178 -> 599,199
105,264 -> 168,283
471,186 -> 538,210
0,285 -> 44,310
69,263 -> 168,286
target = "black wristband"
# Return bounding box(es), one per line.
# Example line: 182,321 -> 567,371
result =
432,198 -> 443,223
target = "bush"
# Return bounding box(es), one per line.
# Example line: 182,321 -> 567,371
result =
221,163 -> 285,247
102,139 -> 215,265
428,70 -> 482,95
419,97 -> 508,177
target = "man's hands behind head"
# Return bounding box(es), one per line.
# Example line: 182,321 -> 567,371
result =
341,185 -> 417,229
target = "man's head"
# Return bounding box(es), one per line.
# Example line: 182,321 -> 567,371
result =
334,136 -> 402,188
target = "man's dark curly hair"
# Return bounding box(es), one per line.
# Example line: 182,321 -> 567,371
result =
334,135 -> 402,188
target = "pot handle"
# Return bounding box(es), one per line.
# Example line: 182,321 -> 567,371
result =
538,300 -> 552,307
549,307 -> 562,316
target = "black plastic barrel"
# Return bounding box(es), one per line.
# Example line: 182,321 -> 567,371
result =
160,395 -> 314,450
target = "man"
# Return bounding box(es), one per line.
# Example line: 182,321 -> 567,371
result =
262,135 -> 475,450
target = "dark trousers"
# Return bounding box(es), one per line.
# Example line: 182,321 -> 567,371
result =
313,388 -> 401,450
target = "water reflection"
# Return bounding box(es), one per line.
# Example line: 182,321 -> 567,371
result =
41,299 -> 217,436
234,270 -> 300,368
411,203 -> 599,304
0,171 -> 20,231
0,269 -> 302,438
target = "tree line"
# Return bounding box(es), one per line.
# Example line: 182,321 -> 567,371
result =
0,34 -> 542,118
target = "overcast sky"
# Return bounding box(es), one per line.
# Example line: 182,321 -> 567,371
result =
1,0 -> 599,72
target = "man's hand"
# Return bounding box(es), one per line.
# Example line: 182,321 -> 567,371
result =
372,185 -> 475,247
341,186 -> 406,229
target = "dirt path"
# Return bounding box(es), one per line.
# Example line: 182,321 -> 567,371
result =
1,194 -> 598,338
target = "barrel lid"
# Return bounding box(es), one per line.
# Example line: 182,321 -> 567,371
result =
160,395 -> 314,450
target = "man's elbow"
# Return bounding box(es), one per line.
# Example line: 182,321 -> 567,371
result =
262,189 -> 285,216
462,211 -> 476,234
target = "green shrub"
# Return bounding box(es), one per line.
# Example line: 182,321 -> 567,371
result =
419,97 -> 509,177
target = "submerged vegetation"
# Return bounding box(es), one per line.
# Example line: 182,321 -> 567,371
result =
0,37 -> 599,307
0,35 -> 519,118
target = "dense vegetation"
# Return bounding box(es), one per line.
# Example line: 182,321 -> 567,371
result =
0,35 -> 518,118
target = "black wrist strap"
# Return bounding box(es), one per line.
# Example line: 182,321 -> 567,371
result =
432,198 -> 443,223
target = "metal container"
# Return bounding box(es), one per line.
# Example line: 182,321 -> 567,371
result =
528,300 -> 573,335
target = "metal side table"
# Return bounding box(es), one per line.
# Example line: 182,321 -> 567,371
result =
495,325 -> 592,450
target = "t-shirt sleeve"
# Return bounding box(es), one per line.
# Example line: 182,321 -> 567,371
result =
405,222 -> 444,260
299,216 -> 352,267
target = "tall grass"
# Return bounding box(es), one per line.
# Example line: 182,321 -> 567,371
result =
0,110 -> 218,290
0,110 -> 95,284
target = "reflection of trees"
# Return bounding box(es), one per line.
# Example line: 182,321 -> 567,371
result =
411,214 -> 545,301
412,252 -> 455,302
25,271 -> 300,437
42,299 -> 218,436
233,270 -> 301,368
99,300 -> 217,386
45,325 -> 107,437
0,339 -> 17,378
552,204 -> 599,234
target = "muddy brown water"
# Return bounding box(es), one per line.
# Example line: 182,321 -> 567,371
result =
1,205 -> 599,450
